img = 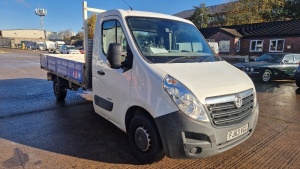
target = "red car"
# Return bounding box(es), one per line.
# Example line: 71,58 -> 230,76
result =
79,47 -> 84,54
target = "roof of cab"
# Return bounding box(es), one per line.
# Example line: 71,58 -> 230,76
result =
97,9 -> 194,25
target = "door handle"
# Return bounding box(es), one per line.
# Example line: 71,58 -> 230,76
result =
97,70 -> 105,75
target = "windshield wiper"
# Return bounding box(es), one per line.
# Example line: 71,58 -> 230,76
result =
200,56 -> 217,62
167,56 -> 198,63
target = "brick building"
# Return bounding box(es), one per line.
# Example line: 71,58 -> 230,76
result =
200,20 -> 300,56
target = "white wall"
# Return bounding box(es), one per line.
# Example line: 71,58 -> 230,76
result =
1,29 -> 45,39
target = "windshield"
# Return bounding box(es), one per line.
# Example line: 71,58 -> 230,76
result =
127,17 -> 218,63
255,53 -> 284,63
66,46 -> 77,50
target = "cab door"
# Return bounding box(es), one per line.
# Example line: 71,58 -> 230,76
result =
92,17 -> 131,127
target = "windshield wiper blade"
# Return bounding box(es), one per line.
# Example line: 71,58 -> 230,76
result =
167,56 -> 198,63
200,56 -> 217,62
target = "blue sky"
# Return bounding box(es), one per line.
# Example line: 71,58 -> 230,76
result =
0,0 -> 225,33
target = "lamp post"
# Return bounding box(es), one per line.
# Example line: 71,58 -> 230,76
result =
35,8 -> 47,30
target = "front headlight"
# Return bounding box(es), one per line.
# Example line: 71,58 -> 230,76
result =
163,75 -> 209,122
250,67 -> 254,72
245,67 -> 249,71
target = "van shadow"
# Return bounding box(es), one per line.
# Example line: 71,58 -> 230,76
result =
0,78 -> 141,165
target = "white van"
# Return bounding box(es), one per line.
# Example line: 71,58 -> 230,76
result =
44,41 -> 56,51
40,1 -> 259,164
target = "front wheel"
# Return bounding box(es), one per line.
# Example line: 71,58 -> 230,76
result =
53,80 -> 67,100
261,69 -> 272,83
296,79 -> 300,88
128,114 -> 164,164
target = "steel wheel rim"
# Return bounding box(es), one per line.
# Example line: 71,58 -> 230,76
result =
135,126 -> 151,152
263,72 -> 271,82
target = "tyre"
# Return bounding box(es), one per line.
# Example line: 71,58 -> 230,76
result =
128,114 -> 164,164
261,69 -> 272,82
53,80 -> 67,100
296,79 -> 300,88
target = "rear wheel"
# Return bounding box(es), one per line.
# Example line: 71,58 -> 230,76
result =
53,80 -> 67,100
128,114 -> 164,164
296,79 -> 300,88
261,69 -> 272,83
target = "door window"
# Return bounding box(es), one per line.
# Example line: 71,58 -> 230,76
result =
294,54 -> 300,63
102,20 -> 127,55
283,54 -> 294,63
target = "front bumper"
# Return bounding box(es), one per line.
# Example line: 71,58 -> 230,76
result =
154,104 -> 259,159
244,71 -> 260,79
235,66 -> 260,79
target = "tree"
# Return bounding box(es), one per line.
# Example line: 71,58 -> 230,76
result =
259,0 -> 285,22
282,0 -> 300,20
87,13 -> 97,39
72,31 -> 84,40
224,0 -> 261,25
224,0 -> 285,25
59,29 -> 73,40
190,3 -> 209,28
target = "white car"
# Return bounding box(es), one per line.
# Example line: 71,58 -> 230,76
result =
60,45 -> 80,54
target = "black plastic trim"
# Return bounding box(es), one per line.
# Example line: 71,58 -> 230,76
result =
94,95 -> 113,111
154,111 -> 215,158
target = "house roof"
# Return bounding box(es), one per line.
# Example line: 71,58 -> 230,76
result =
173,9 -> 195,19
221,28 -> 242,37
200,20 -> 300,38
230,20 -> 300,37
199,27 -> 242,38
173,3 -> 229,19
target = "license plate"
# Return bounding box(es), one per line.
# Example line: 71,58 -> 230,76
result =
227,124 -> 248,141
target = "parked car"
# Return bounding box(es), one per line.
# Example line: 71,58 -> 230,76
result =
60,45 -> 80,54
79,47 -> 84,54
294,62 -> 300,87
234,53 -> 300,82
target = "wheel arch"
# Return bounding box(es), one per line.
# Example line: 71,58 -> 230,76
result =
125,106 -> 155,133
260,67 -> 274,74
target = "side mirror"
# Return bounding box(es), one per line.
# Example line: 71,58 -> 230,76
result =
107,43 -> 122,69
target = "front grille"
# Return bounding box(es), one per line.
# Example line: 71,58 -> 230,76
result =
206,89 -> 254,127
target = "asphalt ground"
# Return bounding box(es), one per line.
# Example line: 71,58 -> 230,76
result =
0,48 -> 299,169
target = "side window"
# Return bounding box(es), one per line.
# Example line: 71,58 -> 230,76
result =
219,40 -> 230,52
249,40 -> 263,52
283,54 -> 294,63
294,54 -> 300,63
269,39 -> 285,52
102,20 -> 127,56
236,40 -> 240,52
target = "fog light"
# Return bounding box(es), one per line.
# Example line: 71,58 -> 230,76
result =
189,147 -> 202,154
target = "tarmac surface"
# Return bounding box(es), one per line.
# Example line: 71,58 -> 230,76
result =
0,48 -> 299,169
